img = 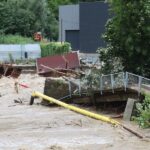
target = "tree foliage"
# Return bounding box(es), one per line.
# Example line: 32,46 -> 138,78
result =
47,0 -> 104,40
133,93 -> 150,128
0,0 -> 52,38
0,0 -> 105,41
48,0 -> 104,19
98,0 -> 150,77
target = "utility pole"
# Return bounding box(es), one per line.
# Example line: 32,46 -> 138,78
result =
61,19 -> 63,43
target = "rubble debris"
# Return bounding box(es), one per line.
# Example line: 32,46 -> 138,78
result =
43,77 -> 76,105
0,64 -> 22,78
65,120 -> 82,127
48,145 -> 63,150
36,52 -> 80,77
111,114 -> 123,118
13,64 -> 36,74
40,64 -> 80,78
14,81 -> 19,93
79,53 -> 100,65
14,98 -> 23,104
19,83 -> 29,88
44,78 -> 70,99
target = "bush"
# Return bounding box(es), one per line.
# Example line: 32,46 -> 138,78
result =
40,42 -> 72,57
0,34 -> 34,44
97,47 -> 124,74
133,93 -> 150,128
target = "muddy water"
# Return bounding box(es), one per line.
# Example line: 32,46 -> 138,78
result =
0,74 -> 149,150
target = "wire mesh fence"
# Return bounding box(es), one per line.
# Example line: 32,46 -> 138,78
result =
67,72 -> 150,97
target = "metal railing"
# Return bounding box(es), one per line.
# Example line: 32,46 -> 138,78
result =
66,72 -> 150,98
127,72 -> 150,95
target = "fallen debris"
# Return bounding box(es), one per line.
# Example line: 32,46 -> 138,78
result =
36,52 -> 80,77
14,98 -> 23,104
48,145 -> 63,150
0,64 -> 22,78
19,83 -> 29,88
14,81 -> 19,93
65,120 -> 82,127
40,64 -> 79,78
111,114 -> 123,118
43,77 -> 76,101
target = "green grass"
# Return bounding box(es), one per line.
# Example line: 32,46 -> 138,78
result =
0,34 -> 35,44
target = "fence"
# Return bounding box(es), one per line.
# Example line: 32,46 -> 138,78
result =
66,72 -> 150,98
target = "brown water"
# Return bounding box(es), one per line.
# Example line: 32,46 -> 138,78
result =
0,74 -> 149,150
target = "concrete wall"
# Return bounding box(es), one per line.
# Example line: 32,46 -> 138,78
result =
59,5 -> 79,42
59,2 -> 109,53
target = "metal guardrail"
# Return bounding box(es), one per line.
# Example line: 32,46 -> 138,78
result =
67,72 -> 150,98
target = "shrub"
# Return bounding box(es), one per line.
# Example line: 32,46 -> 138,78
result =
133,93 -> 150,128
40,42 -> 72,57
97,47 -> 124,74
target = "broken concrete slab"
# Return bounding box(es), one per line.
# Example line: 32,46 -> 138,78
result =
44,78 -> 70,99
123,98 -> 136,121
42,77 -> 77,105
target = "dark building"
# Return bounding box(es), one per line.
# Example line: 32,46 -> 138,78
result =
59,2 -> 109,53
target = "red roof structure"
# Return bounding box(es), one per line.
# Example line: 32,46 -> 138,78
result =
36,52 -> 80,74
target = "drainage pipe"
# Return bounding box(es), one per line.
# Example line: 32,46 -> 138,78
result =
31,91 -> 120,125
31,91 -> 144,139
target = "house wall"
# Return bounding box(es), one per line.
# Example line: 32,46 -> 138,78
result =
59,5 -> 79,42
66,30 -> 80,50
59,2 -> 109,53
79,2 -> 109,53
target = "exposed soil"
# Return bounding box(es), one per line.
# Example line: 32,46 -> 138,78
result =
0,74 -> 149,150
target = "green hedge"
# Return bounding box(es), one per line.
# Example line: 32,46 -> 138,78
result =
0,34 -> 34,44
40,42 -> 72,57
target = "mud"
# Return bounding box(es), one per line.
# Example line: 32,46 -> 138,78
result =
0,74 -> 149,150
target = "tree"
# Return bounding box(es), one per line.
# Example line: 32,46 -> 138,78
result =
98,0 -> 150,77
0,0 -> 107,40
47,0 -> 105,19
0,0 -> 52,38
